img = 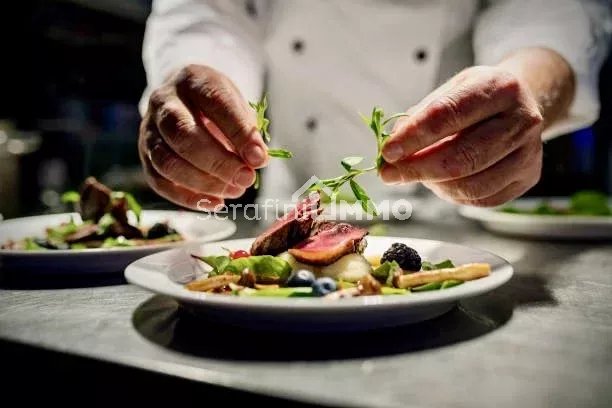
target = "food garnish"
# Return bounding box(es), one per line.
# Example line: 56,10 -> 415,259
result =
248,95 -> 293,189
306,107 -> 409,215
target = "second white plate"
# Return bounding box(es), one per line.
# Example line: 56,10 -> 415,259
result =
459,197 -> 612,240
0,210 -> 236,274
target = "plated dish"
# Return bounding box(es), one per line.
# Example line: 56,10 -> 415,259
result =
2,177 -> 183,250
125,193 -> 513,330
459,192 -> 612,240
0,178 -> 237,274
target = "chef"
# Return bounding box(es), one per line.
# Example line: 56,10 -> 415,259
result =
138,0 -> 611,211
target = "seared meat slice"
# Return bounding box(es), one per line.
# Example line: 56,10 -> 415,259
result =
107,221 -> 144,239
110,196 -> 130,226
107,195 -> 143,239
79,177 -> 111,222
64,223 -> 100,243
288,222 -> 368,266
250,192 -> 322,255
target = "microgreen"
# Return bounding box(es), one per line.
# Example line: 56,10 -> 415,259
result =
308,107 -> 409,215
249,95 -> 294,189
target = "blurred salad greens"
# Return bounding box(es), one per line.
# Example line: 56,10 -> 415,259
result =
501,191 -> 611,216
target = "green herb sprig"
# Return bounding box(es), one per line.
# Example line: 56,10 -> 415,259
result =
308,107 -> 409,215
249,95 -> 293,189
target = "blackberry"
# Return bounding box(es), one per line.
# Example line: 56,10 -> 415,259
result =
381,243 -> 421,271
147,222 -> 177,239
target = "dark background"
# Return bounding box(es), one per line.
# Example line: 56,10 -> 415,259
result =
0,0 -> 610,218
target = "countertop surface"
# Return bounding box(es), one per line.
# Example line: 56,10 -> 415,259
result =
1,198 -> 611,408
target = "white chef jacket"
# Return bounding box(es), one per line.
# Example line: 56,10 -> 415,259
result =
140,0 -> 611,203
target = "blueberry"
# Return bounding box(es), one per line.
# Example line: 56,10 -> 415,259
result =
311,277 -> 337,297
287,269 -> 316,287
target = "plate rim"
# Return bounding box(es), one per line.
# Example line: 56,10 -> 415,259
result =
0,210 -> 237,257
124,236 -> 514,310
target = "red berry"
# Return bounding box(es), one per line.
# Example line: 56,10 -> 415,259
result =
230,250 -> 250,259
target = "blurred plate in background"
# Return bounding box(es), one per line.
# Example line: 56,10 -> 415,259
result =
458,197 -> 612,240
0,210 -> 236,274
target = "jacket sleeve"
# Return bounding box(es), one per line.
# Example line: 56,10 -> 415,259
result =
139,0 -> 267,116
474,0 -> 612,140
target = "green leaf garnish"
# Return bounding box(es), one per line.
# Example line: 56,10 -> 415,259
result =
24,238 -> 45,251
309,106 -> 408,214
372,260 -> 402,285
341,156 -> 364,171
248,95 -> 294,190
192,255 -> 231,275
61,191 -> 80,204
249,95 -> 271,143
267,148 -> 293,159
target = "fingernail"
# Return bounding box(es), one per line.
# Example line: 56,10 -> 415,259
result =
243,144 -> 266,167
233,167 -> 255,187
383,142 -> 404,163
381,165 -> 403,185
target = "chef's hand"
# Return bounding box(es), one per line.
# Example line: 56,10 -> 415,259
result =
139,64 -> 268,210
380,48 -> 575,207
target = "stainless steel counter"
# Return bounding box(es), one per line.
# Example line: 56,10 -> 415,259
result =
1,199 -> 611,407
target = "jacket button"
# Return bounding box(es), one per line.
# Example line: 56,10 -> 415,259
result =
305,117 -> 317,131
414,48 -> 428,63
292,39 -> 305,54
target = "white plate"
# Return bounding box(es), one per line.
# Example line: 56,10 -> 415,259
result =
125,236 -> 513,331
459,197 -> 612,240
0,210 -> 236,274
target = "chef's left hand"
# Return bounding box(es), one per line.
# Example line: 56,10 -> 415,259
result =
380,64 -> 545,207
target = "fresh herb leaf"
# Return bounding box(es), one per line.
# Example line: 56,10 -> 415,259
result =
249,95 -> 271,143
61,191 -> 80,204
248,95 -> 294,190
192,255 -> 231,275
24,238 -> 45,251
267,148 -> 293,159
372,261 -> 402,285
341,156 -> 364,171
312,106 -> 408,214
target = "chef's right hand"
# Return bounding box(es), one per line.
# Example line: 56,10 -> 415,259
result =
138,64 -> 269,210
